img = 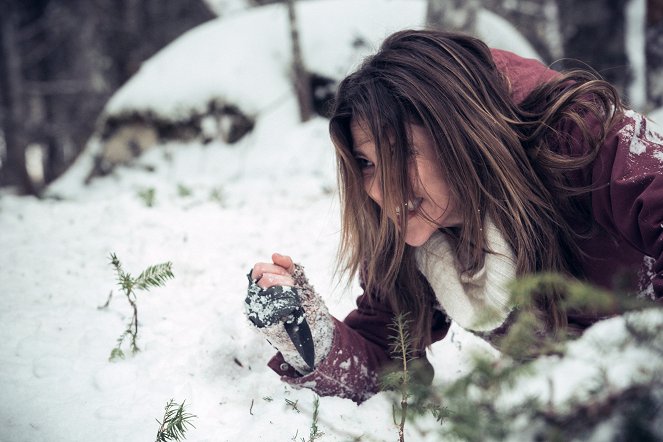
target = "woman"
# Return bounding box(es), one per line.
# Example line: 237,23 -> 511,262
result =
244,30 -> 663,403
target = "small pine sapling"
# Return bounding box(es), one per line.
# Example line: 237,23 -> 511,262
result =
306,395 -> 324,442
177,183 -> 192,197
102,252 -> 174,361
209,187 -> 226,205
155,399 -> 196,442
381,313 -> 415,442
290,395 -> 324,442
138,187 -> 156,207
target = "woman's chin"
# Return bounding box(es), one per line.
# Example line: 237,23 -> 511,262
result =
403,224 -> 437,247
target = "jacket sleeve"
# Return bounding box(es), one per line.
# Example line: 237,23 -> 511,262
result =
268,285 -> 450,403
590,110 -> 663,298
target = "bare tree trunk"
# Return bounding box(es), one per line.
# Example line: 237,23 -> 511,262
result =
286,0 -> 313,122
557,0 -> 630,97
646,0 -> 663,109
426,0 -> 480,34
0,6 -> 36,194
481,0 -> 563,64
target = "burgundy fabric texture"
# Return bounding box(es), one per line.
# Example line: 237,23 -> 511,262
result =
267,49 -> 663,403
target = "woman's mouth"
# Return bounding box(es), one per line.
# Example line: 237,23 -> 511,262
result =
405,197 -> 423,213
396,197 -> 423,223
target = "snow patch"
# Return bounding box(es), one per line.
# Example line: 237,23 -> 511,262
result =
639,256 -> 656,300
620,110 -> 646,155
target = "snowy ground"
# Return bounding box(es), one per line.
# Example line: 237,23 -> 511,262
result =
1,1 -> 661,441
0,96 -> 494,442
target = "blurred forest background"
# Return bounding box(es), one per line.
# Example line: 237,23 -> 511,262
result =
1,0 -> 662,196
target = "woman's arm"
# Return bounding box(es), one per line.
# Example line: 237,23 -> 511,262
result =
589,111 -> 663,298
268,284 -> 450,403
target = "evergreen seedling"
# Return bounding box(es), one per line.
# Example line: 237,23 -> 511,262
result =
155,399 -> 196,442
177,183 -> 192,197
103,252 -> 174,361
381,313 -> 416,442
209,187 -> 226,205
307,395 -> 324,442
138,187 -> 156,207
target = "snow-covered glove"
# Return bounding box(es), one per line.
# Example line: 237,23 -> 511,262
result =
244,264 -> 334,374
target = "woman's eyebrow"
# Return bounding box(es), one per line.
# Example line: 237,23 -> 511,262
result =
352,144 -> 374,158
352,138 -> 369,152
351,125 -> 374,150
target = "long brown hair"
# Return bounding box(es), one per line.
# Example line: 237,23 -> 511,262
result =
329,29 -> 622,346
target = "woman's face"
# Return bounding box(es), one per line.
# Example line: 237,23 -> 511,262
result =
351,119 -> 462,247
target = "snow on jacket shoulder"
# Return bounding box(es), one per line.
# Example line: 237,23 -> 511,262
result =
582,109 -> 663,299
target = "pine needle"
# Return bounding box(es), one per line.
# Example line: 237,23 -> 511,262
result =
155,399 -> 196,442
135,262 -> 174,290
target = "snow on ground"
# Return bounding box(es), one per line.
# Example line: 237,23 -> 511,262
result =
1,1 -> 660,441
0,92 -> 493,442
649,106 -> 663,126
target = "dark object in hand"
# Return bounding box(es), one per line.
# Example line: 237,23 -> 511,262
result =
245,272 -> 316,370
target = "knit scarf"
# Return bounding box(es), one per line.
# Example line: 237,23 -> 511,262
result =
415,218 -> 516,332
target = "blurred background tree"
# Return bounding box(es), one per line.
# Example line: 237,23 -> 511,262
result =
430,0 -> 663,110
0,0 -> 214,195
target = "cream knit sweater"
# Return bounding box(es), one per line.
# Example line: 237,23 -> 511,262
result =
415,219 -> 517,332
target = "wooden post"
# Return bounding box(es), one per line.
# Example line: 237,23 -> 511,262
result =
286,0 -> 313,122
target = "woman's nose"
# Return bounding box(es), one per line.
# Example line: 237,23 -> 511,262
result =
365,176 -> 383,206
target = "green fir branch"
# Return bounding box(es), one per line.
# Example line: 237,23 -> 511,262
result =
400,273 -> 663,441
135,262 -> 175,291
509,273 -> 651,315
104,253 -> 174,361
285,398 -> 301,413
388,313 -> 415,363
155,399 -> 196,442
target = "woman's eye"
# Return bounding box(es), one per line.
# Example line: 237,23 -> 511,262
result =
355,157 -> 374,171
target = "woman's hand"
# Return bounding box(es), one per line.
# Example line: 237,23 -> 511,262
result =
251,253 -> 296,289
244,253 -> 334,374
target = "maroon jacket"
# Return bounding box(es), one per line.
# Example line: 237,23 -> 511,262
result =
268,49 -> 663,403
